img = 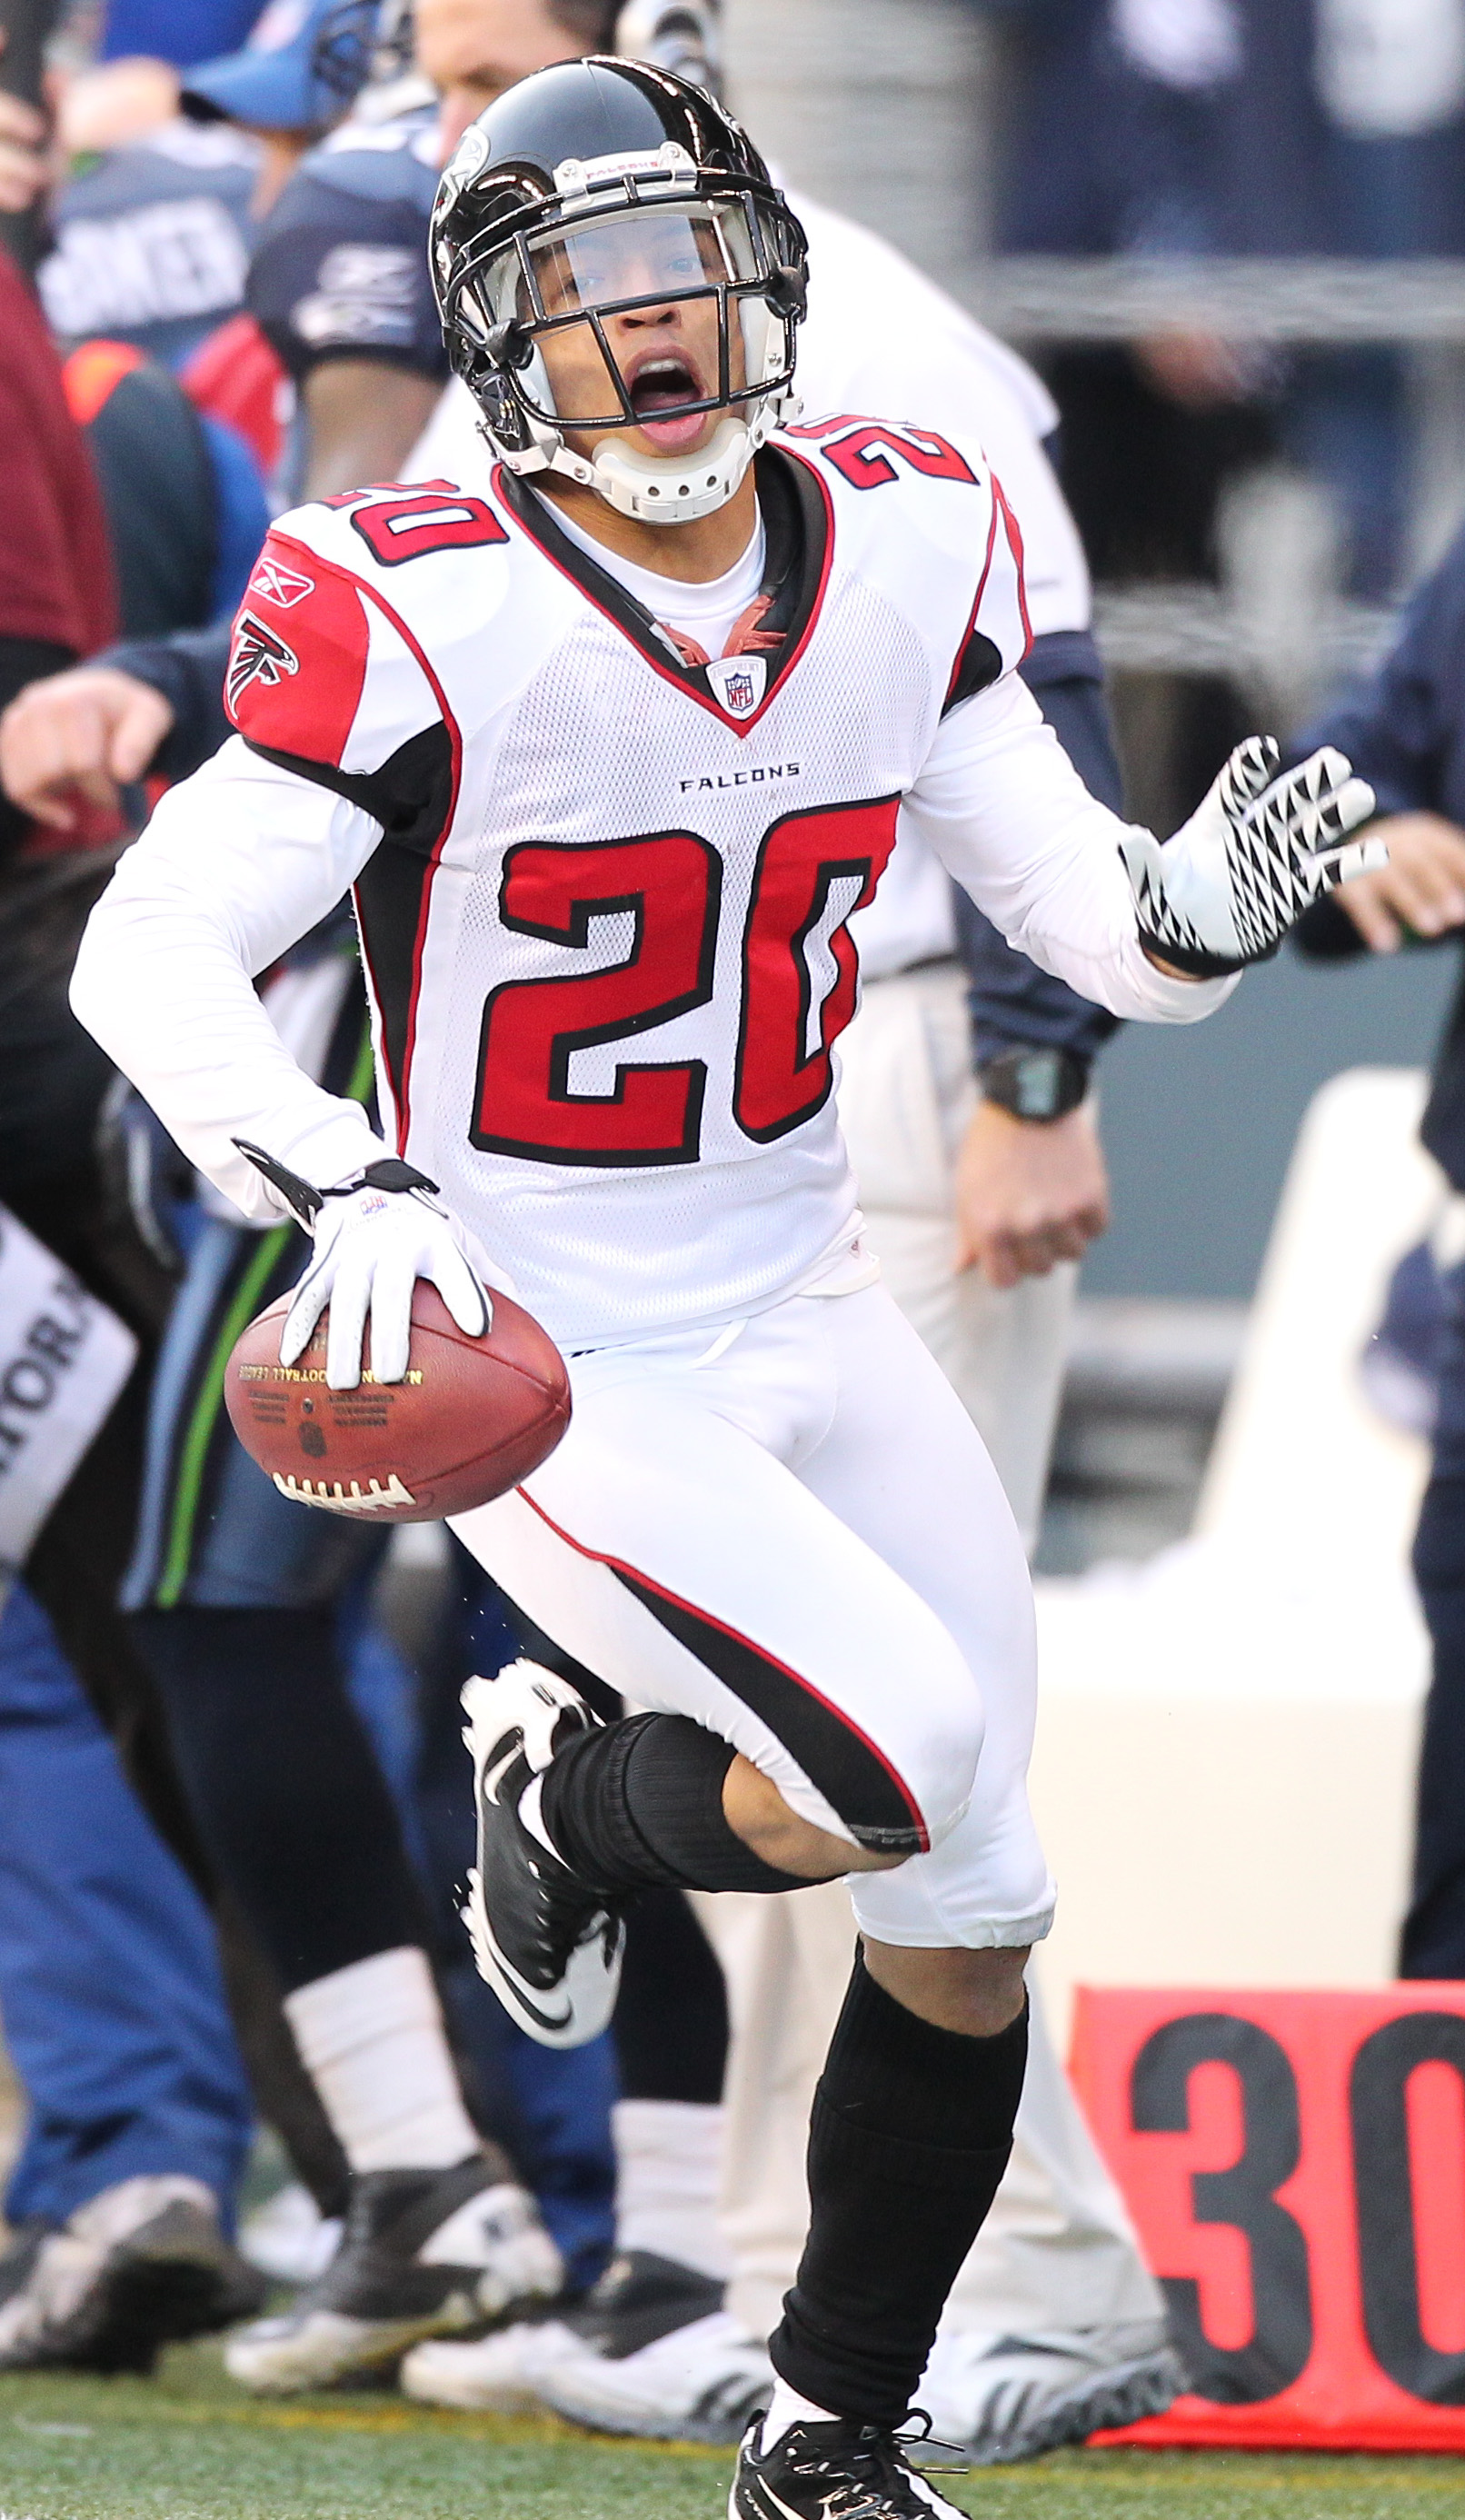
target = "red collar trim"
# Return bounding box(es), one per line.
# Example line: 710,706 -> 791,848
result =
490,450 -> 834,742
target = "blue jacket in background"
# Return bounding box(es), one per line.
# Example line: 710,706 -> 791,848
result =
1293,517 -> 1465,1186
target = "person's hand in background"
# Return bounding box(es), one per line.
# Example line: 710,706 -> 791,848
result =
1330,811 -> 1465,952
954,1100 -> 1111,1289
0,666 -> 174,833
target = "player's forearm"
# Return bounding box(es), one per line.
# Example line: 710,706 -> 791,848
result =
71,743 -> 384,1219
909,676 -> 1236,1025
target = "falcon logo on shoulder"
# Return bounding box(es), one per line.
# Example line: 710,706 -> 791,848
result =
227,611 -> 300,712
249,556 -> 315,608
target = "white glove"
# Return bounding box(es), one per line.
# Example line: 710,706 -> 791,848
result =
236,1144 -> 491,1390
1119,736 -> 1382,976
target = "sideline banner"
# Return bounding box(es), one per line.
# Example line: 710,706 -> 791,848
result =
1071,1986 -> 1465,2451
0,1205 -> 137,1577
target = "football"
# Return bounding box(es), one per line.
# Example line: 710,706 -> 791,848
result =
224,1280 -> 571,1522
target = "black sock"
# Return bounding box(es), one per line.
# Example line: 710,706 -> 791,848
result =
770,1954 -> 1029,2426
539,1712 -> 807,1895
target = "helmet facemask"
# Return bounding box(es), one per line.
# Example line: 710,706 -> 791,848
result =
437,132 -> 807,524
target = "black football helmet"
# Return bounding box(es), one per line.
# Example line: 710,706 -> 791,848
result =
430,56 -> 807,525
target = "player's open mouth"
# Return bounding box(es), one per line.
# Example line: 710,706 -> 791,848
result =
625,353 -> 709,452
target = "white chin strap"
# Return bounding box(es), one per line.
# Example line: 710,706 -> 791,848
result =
503,386 -> 800,526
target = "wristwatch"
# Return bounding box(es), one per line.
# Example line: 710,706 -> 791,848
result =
978,1046 -> 1091,1122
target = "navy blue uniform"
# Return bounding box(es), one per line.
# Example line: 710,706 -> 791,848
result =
247,105 -> 448,383
962,628 -> 1122,1068
40,127 -> 260,373
1296,519 -> 1465,1974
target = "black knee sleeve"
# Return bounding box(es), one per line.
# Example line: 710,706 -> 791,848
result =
540,1712 -> 808,1896
771,1954 -> 1029,2426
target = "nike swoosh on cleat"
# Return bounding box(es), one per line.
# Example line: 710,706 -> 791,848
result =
471,1915 -> 575,2034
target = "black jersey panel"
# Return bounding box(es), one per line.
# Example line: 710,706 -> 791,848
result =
245,719 -> 454,1117
611,1566 -> 927,1855
242,721 -> 453,851
942,627 -> 1004,717
352,827 -> 439,1122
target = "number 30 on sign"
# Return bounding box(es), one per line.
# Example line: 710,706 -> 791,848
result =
1070,1986 -> 1465,2450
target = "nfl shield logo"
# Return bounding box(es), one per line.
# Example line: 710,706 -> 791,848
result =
707,655 -> 767,720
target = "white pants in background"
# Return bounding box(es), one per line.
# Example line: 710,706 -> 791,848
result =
703,961 -> 1163,2341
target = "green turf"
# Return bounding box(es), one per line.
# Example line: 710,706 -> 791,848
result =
0,2348 -> 1460,2520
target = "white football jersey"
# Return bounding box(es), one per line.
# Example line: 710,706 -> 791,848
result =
74,434 -> 1222,1350
224,431 -> 1024,1341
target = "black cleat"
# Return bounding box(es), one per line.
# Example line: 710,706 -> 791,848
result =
731,2412 -> 969,2520
460,1662 -> 625,2049
0,2176 -> 265,2375
224,2157 -> 561,2393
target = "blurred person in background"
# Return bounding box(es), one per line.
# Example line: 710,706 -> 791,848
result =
970,0 -> 1274,831
0,1583 -> 264,2372
61,336 -> 269,638
0,18 -> 495,2365
24,0 -> 334,379
1110,0 -> 1465,603
244,0 -> 464,496
0,204 -> 324,2372
1289,513 -> 1465,1990
972,0 -> 1465,826
39,0 -> 362,498
1,0 -> 1179,2454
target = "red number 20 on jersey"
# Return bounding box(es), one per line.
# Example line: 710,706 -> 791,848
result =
473,797 -> 900,1165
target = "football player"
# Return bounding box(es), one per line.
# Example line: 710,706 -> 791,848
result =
400,8 -> 1181,2461
72,63 -> 1378,2515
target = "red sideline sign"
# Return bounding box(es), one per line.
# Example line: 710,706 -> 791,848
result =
1069,1987 -> 1465,2451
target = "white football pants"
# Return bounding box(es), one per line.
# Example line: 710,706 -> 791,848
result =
453,1277 -> 1054,1949
700,962 -> 1162,2343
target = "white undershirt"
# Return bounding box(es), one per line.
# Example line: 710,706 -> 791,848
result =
535,493 -> 768,662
